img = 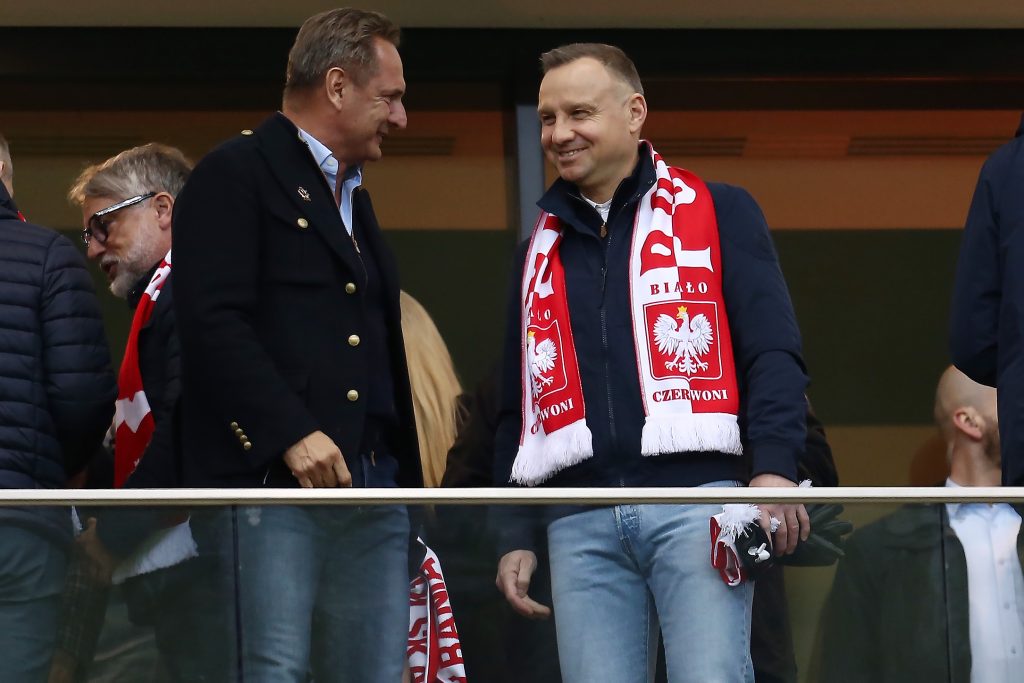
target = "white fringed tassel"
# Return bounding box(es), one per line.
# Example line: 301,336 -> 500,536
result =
511,419 -> 594,486
640,412 -> 743,456
112,520 -> 198,585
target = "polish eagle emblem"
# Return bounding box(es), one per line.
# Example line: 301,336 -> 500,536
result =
527,330 -> 557,397
653,305 -> 714,375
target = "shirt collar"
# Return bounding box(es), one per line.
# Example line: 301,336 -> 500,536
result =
296,126 -> 362,185
945,478 -> 965,517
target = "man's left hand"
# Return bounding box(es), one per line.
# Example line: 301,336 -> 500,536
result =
750,473 -> 810,556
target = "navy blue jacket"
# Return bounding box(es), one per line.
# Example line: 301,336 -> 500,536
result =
950,114 -> 1024,485
0,184 -> 116,545
494,149 -> 808,553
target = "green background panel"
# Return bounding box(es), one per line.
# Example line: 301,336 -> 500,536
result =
774,229 -> 962,427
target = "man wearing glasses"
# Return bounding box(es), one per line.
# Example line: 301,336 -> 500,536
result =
66,143 -> 230,680
171,8 -> 421,681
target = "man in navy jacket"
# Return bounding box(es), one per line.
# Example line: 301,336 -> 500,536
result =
950,115 -> 1024,485
0,134 -> 116,681
494,45 -> 809,682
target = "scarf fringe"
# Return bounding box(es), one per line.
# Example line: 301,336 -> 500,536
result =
511,419 -> 594,486
111,520 -> 198,585
640,412 -> 743,456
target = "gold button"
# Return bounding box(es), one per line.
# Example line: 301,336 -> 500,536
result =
347,389 -> 359,402
297,218 -> 309,229
230,421 -> 239,430
348,335 -> 360,347
234,428 -> 244,437
243,442 -> 253,451
345,282 -> 357,294
241,129 -> 253,136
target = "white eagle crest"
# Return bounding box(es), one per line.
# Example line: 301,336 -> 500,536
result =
527,330 -> 557,397
653,305 -> 713,375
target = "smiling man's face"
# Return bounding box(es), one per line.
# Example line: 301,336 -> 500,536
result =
538,57 -> 645,203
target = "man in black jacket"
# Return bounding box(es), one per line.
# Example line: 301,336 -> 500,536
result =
819,366 -> 1019,682
67,143 -> 220,681
493,45 -> 809,682
0,133 -> 116,681
172,9 -> 421,682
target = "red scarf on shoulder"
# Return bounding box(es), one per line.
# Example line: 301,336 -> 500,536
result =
113,250 -> 171,487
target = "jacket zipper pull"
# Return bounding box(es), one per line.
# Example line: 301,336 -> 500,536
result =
599,222 -> 608,239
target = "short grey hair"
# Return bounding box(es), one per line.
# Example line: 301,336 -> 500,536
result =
68,143 -> 192,206
0,134 -> 12,186
284,8 -> 400,95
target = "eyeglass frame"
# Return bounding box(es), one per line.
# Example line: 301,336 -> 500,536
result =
81,192 -> 156,246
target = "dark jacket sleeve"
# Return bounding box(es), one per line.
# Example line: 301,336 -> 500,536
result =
949,154 -> 1004,387
492,241 -> 542,557
40,233 -> 116,477
715,185 -> 808,483
172,147 -> 320,469
441,368 -> 499,488
801,400 -> 838,487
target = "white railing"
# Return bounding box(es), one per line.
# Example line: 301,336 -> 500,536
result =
0,486 -> 1019,505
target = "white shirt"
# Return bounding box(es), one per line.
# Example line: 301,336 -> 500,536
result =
296,126 -> 363,235
946,479 -> 1024,682
582,194 -> 612,222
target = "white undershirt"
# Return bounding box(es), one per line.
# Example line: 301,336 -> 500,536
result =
946,479 -> 1024,682
582,194 -> 612,222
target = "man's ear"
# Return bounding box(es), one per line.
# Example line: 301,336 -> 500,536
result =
153,192 -> 174,231
627,93 -> 647,134
325,67 -> 347,110
952,407 -> 984,442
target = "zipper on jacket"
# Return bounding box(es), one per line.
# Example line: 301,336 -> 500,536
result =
601,211 -> 618,453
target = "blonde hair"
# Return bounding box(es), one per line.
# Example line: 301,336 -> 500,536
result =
400,291 -> 463,488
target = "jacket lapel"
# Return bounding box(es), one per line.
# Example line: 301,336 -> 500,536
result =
254,113 -> 362,277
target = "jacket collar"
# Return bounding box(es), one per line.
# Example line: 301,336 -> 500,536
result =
252,112 -> 362,276
126,263 -> 160,310
536,142 -> 656,237
0,182 -> 20,222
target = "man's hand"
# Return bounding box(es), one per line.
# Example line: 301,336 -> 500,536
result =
283,431 -> 352,488
750,473 -> 810,556
78,517 -> 116,583
495,550 -> 552,620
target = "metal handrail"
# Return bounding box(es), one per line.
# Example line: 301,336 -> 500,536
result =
0,486 -> 1020,506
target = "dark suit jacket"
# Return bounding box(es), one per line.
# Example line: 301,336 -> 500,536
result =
819,504 -> 1024,683
950,114 -> 1024,484
171,112 -> 421,488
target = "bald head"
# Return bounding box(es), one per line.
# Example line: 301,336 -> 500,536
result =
934,365 -> 997,443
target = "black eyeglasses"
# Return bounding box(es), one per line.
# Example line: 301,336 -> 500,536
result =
82,192 -> 156,246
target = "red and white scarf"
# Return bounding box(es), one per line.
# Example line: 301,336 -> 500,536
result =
113,250 -> 171,488
513,144 -> 742,485
407,541 -> 467,683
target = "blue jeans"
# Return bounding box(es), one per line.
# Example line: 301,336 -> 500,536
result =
227,505 -> 410,683
547,483 -> 754,683
0,526 -> 67,683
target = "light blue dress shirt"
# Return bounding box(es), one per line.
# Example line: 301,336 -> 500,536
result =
296,126 -> 362,235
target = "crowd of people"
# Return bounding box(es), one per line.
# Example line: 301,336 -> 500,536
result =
0,6 -> 1022,683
